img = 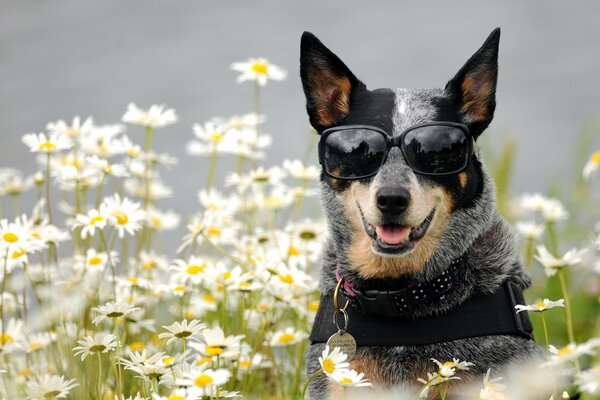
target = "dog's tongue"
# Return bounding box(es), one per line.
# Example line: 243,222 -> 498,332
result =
376,225 -> 410,245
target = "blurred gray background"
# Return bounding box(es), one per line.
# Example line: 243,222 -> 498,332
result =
1,1 -> 600,243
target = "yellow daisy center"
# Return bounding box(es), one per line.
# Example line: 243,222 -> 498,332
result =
203,294 -> 216,303
150,216 -> 162,227
257,303 -> 269,312
223,271 -> 232,280
287,246 -> 300,256
143,260 -> 156,270
39,141 -> 57,151
174,285 -> 185,293
535,302 -> 547,309
127,277 -> 139,285
205,346 -> 224,356
168,395 -> 185,400
186,264 -> 205,275
339,377 -> 353,385
207,226 -> 221,236
90,215 -> 104,225
11,248 -> 27,259
322,358 -> 335,373
3,232 -> 18,243
558,346 -> 573,356
163,356 -> 175,366
211,132 -> 224,142
89,256 -> 102,266
1,333 -> 14,344
278,274 -> 294,284
591,151 -> 600,164
251,62 -> 269,74
308,301 -> 320,312
239,360 -> 251,368
113,211 -> 129,225
130,341 -> 145,351
29,341 -> 44,351
442,361 -> 455,367
194,373 -> 214,387
18,368 -> 33,377
277,333 -> 296,344
197,356 -> 212,366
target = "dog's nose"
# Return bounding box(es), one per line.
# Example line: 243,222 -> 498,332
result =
376,186 -> 410,215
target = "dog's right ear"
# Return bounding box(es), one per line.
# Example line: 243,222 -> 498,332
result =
300,32 -> 362,131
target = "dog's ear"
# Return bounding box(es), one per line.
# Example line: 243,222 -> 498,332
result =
445,28 -> 500,138
300,32 -> 363,131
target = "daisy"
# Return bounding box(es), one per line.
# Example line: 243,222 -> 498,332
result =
0,318 -> 26,354
268,327 -> 308,347
91,301 -> 141,325
79,123 -> 126,157
319,345 -> 350,377
225,112 -> 265,131
515,298 -> 564,313
479,369 -> 506,400
121,350 -> 169,384
22,132 -> 72,153
179,365 -> 231,398
171,257 -> 209,284
515,221 -> 544,241
577,365 -> 600,394
231,57 -> 286,86
25,332 -> 56,353
122,103 -> 178,128
535,245 -> 586,276
0,173 -> 34,196
86,155 -> 129,178
72,333 -> 117,361
146,207 -> 180,231
283,159 -> 320,180
25,374 -> 78,399
74,248 -> 118,272
47,115 -> 95,138
159,319 -> 206,346
541,200 -> 568,222
124,178 -> 173,200
198,188 -> 240,215
192,326 -> 244,359
544,342 -> 596,366
329,369 -> 373,387
583,150 -> 600,179
103,194 -> 146,238
226,166 -> 287,193
188,120 -> 237,156
519,193 -> 553,213
0,218 -> 36,254
71,205 -> 110,239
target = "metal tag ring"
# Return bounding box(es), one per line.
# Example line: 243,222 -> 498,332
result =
333,276 -> 350,313
333,308 -> 349,332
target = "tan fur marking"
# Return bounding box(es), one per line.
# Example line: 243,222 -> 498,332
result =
313,72 -> 352,126
341,183 -> 454,279
349,355 -> 387,384
458,171 -> 468,189
460,70 -> 493,122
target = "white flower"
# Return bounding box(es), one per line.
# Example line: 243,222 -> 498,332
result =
25,374 -> 78,399
283,159 -> 320,180
535,245 -> 585,276
122,103 -> 177,128
72,333 -> 117,361
22,132 -> 72,153
121,350 -> 169,384
72,206 -> 110,238
515,221 -> 544,240
544,342 -> 596,366
91,301 -> 141,325
230,57 -> 286,86
46,115 -> 94,138
171,257 -> 209,284
268,327 -> 307,347
515,298 -> 564,313
329,369 -> 373,387
103,194 -> 146,238
159,320 -> 206,346
191,326 -> 244,359
542,200 -> 568,222
479,369 -> 506,400
583,151 -> 600,179
86,155 -> 129,178
319,345 -> 349,377
577,365 -> 600,394
177,364 -> 231,397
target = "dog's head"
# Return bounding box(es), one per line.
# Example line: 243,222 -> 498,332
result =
300,29 -> 501,279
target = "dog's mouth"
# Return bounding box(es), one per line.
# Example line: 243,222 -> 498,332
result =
359,206 -> 436,255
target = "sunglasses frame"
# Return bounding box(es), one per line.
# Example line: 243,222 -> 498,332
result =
318,121 -> 473,180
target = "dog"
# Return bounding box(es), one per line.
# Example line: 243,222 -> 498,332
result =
300,28 -> 544,399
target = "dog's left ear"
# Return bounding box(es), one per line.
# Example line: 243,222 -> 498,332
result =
445,28 -> 500,139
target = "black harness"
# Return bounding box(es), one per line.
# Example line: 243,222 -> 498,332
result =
310,257 -> 534,346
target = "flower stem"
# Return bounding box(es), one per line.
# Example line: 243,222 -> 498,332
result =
99,230 -> 117,301
145,126 -> 153,153
97,352 -> 103,400
206,150 -> 218,188
301,368 -> 323,400
45,153 -> 53,223
0,249 -> 9,343
557,269 -> 576,344
540,312 -> 550,350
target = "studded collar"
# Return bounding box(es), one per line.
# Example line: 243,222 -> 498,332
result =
335,255 -> 465,317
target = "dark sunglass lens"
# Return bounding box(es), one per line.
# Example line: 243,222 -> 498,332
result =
402,126 -> 469,174
322,129 -> 387,178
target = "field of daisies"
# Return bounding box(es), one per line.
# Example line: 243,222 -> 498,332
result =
0,57 -> 600,400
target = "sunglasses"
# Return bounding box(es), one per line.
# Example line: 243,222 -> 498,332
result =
318,122 -> 473,180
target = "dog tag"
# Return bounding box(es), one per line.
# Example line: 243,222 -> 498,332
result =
327,330 -> 357,360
